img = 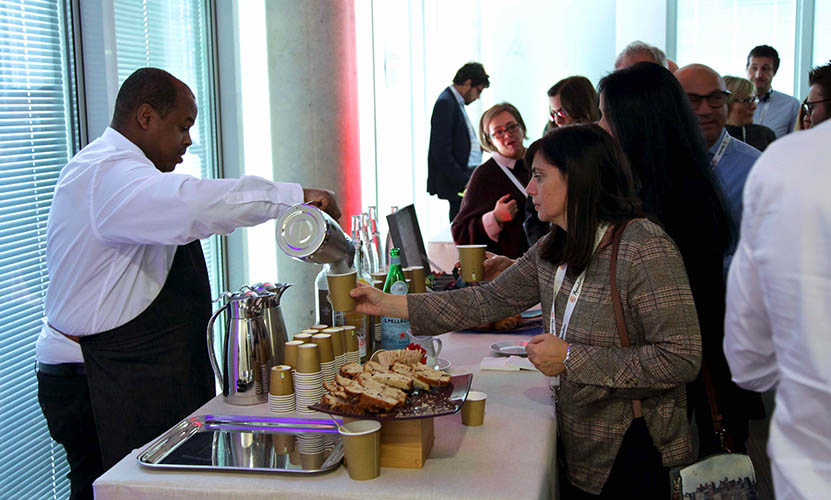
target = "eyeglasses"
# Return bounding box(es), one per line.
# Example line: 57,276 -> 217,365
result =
803,98 -> 831,114
491,122 -> 521,139
550,108 -> 568,121
686,90 -> 731,108
735,96 -> 758,106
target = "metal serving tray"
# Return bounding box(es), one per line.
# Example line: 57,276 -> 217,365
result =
137,415 -> 343,474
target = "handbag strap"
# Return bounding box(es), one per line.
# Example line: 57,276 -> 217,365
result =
608,221 -> 643,418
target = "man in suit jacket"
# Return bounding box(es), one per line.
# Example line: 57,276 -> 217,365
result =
427,62 -> 490,221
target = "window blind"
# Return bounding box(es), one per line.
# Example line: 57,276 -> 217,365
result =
112,0 -> 224,299
0,0 -> 79,498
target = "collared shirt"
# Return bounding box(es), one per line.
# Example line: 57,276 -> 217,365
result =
448,85 -> 482,167
482,152 -> 520,241
709,128 -> 760,230
753,89 -> 800,138
35,127 -> 303,364
724,120 -> 831,500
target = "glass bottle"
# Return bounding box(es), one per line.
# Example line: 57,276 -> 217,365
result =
314,264 -> 333,327
367,206 -> 383,272
381,248 -> 411,350
361,212 -> 378,273
384,206 -> 399,269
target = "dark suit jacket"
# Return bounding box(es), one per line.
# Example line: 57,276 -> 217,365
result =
427,87 -> 472,200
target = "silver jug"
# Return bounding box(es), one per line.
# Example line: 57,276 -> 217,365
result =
276,203 -> 354,273
252,282 -> 292,367
207,291 -> 271,405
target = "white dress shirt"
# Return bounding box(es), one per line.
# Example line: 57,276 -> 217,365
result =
448,85 -> 482,167
36,127 -> 303,364
724,120 -> 831,500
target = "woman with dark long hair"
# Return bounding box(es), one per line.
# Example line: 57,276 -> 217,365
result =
597,62 -> 762,458
353,125 -> 701,497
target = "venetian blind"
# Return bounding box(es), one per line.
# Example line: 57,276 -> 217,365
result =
112,0 -> 224,298
0,0 -> 79,498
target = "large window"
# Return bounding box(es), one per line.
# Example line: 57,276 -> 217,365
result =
112,0 -> 224,298
0,0 -> 80,497
676,0 -> 798,94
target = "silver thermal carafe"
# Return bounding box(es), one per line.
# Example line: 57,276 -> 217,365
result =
206,291 -> 271,406
252,282 -> 292,367
275,203 -> 354,273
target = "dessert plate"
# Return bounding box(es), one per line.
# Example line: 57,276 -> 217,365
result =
490,340 -> 529,356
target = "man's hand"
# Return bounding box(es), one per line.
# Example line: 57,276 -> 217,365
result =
526,334 -> 569,377
483,254 -> 515,281
303,188 -> 341,221
493,194 -> 517,223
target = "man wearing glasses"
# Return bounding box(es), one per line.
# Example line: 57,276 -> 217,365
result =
804,61 -> 831,129
676,64 -> 760,248
427,62 -> 490,222
746,45 -> 801,138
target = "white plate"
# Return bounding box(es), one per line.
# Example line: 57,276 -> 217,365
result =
433,358 -> 451,371
490,340 -> 529,356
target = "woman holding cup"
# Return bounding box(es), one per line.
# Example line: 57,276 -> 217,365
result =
351,125 -> 701,498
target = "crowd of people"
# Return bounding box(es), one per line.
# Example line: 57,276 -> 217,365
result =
412,42 -> 829,499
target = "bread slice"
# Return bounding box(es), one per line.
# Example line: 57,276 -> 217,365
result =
357,373 -> 406,406
371,371 -> 413,391
336,374 -> 366,397
321,393 -> 364,414
339,362 -> 363,378
356,390 -> 398,411
323,380 -> 350,400
363,360 -> 386,374
414,364 -> 451,387
391,361 -> 414,377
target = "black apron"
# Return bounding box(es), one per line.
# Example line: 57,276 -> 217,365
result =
80,240 -> 216,470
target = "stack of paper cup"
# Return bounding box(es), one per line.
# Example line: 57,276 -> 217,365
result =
323,327 -> 346,369
284,340 -> 304,372
293,332 -> 313,343
294,343 -> 324,414
295,433 -> 326,470
342,326 -> 360,364
268,365 -> 295,414
311,333 -> 337,382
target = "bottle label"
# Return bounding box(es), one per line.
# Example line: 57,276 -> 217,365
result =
390,280 -> 408,294
381,316 -> 411,350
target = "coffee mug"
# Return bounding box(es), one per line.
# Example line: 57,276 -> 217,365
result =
406,332 -> 442,367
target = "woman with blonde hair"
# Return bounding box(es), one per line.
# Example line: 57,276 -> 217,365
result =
723,75 -> 776,151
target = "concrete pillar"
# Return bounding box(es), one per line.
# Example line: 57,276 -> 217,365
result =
264,0 -> 362,333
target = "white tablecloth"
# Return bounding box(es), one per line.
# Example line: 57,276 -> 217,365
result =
94,331 -> 557,500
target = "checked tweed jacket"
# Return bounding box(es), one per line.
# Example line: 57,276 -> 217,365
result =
408,219 -> 701,494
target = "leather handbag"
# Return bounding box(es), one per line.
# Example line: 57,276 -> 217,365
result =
607,222 -> 759,500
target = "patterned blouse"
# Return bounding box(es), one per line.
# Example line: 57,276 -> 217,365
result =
407,218 -> 701,494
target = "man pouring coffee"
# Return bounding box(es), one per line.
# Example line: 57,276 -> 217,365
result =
35,67 -> 341,490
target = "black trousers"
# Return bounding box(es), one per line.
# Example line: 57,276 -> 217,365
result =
37,371 -> 103,500
448,195 -> 463,222
558,417 -> 670,499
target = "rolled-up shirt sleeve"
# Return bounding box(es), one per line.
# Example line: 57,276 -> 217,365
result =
90,158 -> 303,246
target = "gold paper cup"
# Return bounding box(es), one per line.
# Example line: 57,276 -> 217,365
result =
457,244 -> 487,282
284,340 -> 304,368
301,328 -> 319,335
461,391 -> 487,426
311,334 -> 335,363
370,271 -> 387,283
272,433 -> 295,455
338,420 -> 382,480
406,266 -> 427,293
293,333 -> 313,343
311,324 -> 329,331
326,271 -> 357,311
269,365 -> 294,396
323,328 -> 345,356
289,449 -> 300,466
342,326 -> 359,353
403,267 -> 414,283
295,343 -> 321,373
300,451 -> 326,470
372,279 -> 384,290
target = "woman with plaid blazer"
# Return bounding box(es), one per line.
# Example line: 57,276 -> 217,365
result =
353,125 -> 701,497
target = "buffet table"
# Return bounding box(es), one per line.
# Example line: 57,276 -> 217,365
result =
93,330 -> 557,500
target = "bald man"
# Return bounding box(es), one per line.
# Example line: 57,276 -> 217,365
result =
676,63 -> 764,457
676,64 -> 760,231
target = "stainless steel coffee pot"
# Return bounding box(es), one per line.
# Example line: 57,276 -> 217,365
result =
276,203 -> 354,273
207,291 -> 271,405
252,282 -> 292,367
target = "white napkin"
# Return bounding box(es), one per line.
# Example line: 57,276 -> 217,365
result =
480,356 -> 539,372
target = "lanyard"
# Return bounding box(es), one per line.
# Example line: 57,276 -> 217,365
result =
495,161 -> 527,197
710,131 -> 731,169
547,223 -> 610,394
